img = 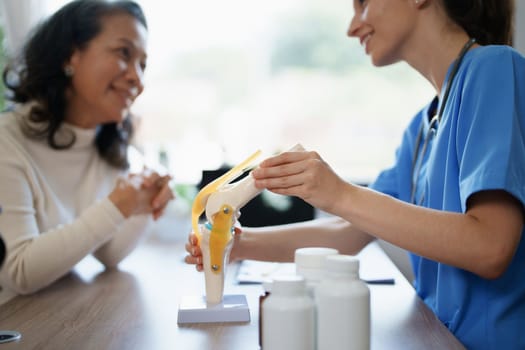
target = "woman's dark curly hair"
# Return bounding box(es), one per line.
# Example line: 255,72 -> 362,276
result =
2,0 -> 147,169
442,0 -> 514,46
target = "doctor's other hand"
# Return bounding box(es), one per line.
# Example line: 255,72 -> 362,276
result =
184,233 -> 203,271
252,149 -> 348,214
184,227 -> 242,272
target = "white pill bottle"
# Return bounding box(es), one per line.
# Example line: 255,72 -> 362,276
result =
316,255 -> 370,350
294,247 -> 339,297
262,275 -> 315,350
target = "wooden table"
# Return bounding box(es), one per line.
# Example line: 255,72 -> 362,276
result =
0,230 -> 465,349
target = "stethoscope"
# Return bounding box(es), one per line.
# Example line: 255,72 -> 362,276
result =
410,38 -> 477,205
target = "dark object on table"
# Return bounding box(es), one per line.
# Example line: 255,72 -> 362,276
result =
0,235 -> 5,268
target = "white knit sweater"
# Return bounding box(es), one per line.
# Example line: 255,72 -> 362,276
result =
0,104 -> 151,302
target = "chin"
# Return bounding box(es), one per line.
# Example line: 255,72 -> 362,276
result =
369,47 -> 401,67
97,114 -> 125,126
370,54 -> 399,67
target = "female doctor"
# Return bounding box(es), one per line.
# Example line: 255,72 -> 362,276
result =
186,0 -> 525,348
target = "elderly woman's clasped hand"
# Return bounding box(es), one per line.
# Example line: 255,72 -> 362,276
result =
109,168 -> 175,220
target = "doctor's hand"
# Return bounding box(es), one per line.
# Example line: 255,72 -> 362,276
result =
252,150 -> 349,214
184,227 -> 242,272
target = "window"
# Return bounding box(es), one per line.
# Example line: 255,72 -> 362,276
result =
49,0 -> 435,185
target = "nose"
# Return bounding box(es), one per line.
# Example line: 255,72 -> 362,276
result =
347,13 -> 361,38
125,61 -> 145,96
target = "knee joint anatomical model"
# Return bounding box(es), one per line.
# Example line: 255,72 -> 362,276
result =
191,149 -> 262,304
191,144 -> 303,304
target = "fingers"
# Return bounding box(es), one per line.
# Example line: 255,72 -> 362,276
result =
252,153 -> 314,181
185,234 -> 202,255
258,151 -> 298,167
154,175 -> 172,189
189,233 -> 199,245
183,254 -> 203,271
183,253 -> 202,264
252,151 -> 325,193
184,234 -> 203,271
152,180 -> 175,210
254,172 -> 305,192
138,172 -> 174,220
152,207 -> 165,221
258,150 -> 317,168
138,168 -> 171,188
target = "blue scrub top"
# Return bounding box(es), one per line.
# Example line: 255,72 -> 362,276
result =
370,45 -> 525,349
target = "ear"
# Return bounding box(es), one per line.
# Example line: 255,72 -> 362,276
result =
64,48 -> 81,72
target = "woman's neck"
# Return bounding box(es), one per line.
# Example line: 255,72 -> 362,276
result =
64,99 -> 98,129
403,3 -> 474,95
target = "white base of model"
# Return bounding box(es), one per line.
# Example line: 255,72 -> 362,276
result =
177,225 -> 250,324
177,294 -> 250,324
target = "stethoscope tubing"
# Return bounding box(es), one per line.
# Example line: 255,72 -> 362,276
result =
410,38 -> 477,204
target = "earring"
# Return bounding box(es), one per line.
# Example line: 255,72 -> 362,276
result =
64,65 -> 74,77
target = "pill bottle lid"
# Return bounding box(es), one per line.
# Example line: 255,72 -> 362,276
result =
294,247 -> 339,269
271,275 -> 307,296
324,255 -> 359,274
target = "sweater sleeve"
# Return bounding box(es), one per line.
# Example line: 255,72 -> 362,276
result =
90,145 -> 154,267
0,199 -> 125,294
92,210 -> 152,268
0,141 -> 126,294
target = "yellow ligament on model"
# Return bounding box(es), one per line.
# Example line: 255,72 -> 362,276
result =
209,204 -> 235,274
190,150 -> 261,243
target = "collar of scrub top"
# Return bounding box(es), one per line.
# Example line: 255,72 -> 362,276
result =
410,38 -> 477,205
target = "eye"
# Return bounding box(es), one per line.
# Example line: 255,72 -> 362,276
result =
116,47 -> 132,60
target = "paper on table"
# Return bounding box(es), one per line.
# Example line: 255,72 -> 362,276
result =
236,260 -> 295,284
235,259 -> 395,285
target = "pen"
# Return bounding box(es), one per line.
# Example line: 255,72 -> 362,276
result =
363,278 -> 395,285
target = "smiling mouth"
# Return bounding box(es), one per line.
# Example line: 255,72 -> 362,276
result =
361,34 -> 372,48
112,88 -> 136,107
